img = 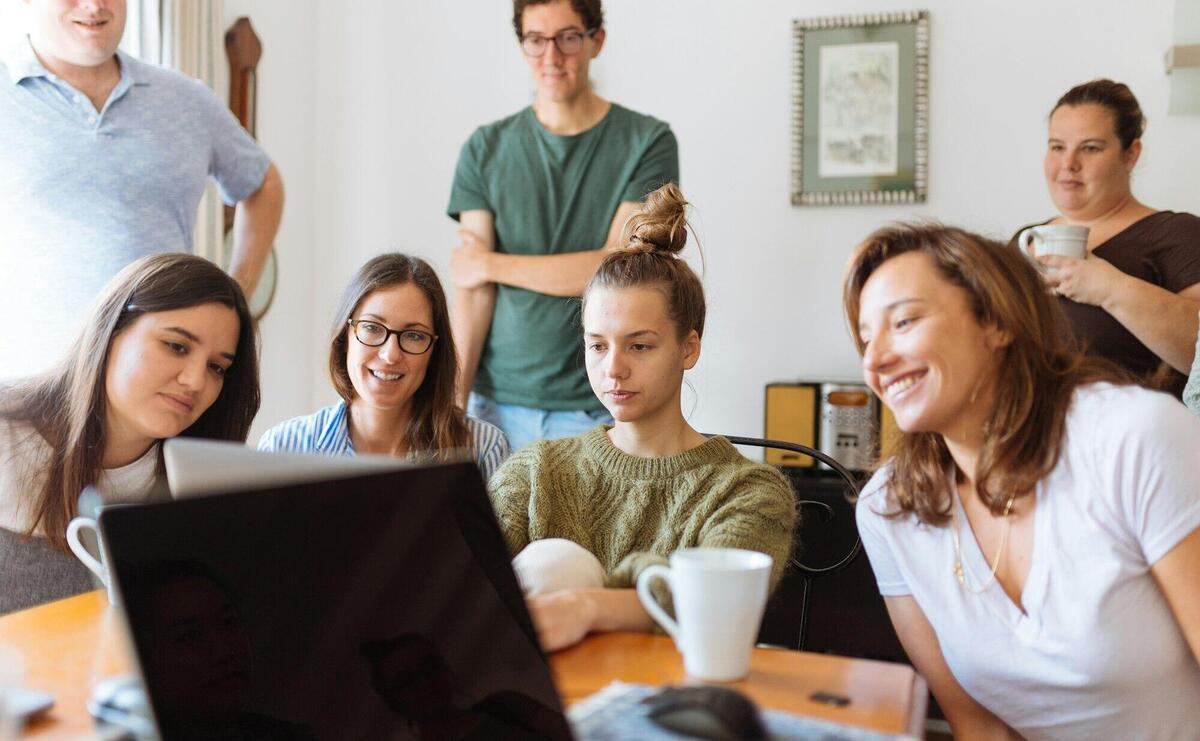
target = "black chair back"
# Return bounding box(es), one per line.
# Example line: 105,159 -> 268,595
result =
708,435 -> 907,664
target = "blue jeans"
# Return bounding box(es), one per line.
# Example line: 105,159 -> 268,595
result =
468,393 -> 613,452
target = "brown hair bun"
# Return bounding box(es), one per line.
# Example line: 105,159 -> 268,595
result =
585,183 -> 706,340
621,183 -> 689,255
1052,79 -> 1145,150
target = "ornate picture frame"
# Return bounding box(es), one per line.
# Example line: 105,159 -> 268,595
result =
791,11 -> 929,206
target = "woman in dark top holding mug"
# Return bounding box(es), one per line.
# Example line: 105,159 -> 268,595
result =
1016,79 -> 1200,392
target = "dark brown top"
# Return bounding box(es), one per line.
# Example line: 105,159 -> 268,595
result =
1013,211 -> 1200,388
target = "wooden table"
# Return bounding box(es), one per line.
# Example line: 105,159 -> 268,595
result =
2,591 -> 927,739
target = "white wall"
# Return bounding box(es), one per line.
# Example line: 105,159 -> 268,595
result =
0,1 -> 25,42
253,0 -> 1198,439
221,0 -> 319,444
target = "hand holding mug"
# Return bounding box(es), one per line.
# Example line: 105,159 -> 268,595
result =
1038,252 -> 1124,306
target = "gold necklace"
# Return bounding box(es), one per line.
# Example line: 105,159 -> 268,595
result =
951,494 -> 1016,594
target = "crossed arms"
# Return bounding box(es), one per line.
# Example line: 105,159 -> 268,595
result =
449,201 -> 640,406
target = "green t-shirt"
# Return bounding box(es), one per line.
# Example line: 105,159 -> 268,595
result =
448,104 -> 679,410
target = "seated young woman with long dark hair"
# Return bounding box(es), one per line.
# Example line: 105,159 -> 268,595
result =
845,222 -> 1200,739
0,253 -> 260,614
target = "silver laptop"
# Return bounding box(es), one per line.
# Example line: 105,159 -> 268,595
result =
164,438 -> 415,498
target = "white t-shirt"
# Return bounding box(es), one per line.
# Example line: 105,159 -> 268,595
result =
0,417 -> 159,534
857,383 -> 1200,741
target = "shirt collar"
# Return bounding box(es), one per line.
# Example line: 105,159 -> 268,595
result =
113,48 -> 151,86
3,36 -> 48,85
319,401 -> 355,454
4,36 -> 149,89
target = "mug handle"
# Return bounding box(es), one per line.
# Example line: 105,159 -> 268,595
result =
1017,227 -> 1038,258
636,564 -> 679,643
66,517 -> 107,584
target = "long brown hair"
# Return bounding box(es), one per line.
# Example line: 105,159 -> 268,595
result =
328,254 -> 470,456
584,182 -> 705,340
1,254 -> 260,550
843,223 -> 1127,526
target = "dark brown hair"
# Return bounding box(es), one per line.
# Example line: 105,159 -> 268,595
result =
1,253 -> 260,551
584,183 -> 705,340
328,254 -> 470,456
843,223 -> 1127,526
512,0 -> 603,37
1052,79 -> 1146,150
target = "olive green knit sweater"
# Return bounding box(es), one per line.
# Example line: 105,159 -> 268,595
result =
488,426 -> 797,591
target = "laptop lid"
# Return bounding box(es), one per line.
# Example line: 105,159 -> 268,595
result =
100,460 -> 573,740
164,438 -> 414,498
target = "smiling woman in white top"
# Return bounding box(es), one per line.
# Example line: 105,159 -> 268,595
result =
0,253 -> 260,614
258,254 -> 509,480
844,223 -> 1200,740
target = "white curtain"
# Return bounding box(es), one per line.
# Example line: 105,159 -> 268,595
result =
125,0 -> 228,263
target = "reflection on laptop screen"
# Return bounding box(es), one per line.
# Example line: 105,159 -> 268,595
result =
101,462 -> 572,740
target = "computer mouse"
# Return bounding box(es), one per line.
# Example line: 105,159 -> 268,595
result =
643,685 -> 768,741
87,674 -> 156,739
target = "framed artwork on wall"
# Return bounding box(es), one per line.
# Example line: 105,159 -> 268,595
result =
791,11 -> 929,206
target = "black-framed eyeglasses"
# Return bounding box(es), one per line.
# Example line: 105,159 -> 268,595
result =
347,319 -> 437,355
520,28 -> 596,57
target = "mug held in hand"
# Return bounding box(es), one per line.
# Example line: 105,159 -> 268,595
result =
1018,224 -> 1089,261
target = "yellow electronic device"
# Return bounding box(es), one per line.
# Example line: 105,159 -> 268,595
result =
763,383 -> 818,468
764,381 -> 896,472
879,403 -> 901,460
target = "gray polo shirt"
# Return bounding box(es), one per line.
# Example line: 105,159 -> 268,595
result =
0,37 -> 270,380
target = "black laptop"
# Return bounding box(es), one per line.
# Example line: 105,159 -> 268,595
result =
99,460 -> 573,740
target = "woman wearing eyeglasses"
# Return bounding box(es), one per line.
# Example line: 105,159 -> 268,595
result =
258,254 -> 510,479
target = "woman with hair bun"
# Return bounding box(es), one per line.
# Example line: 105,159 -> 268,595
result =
1016,79 -> 1200,393
488,183 -> 796,652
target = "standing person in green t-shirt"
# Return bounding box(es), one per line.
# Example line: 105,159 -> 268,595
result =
447,0 -> 680,452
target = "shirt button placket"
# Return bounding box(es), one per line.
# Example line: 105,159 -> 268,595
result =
72,94 -> 98,128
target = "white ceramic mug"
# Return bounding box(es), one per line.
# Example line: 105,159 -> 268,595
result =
636,548 -> 773,682
1017,224 -> 1089,260
66,516 -> 118,605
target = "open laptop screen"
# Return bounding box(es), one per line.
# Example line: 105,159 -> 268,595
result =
101,462 -> 572,740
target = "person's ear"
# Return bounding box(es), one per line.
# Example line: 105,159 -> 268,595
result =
1124,138 -> 1142,172
681,329 -> 701,370
985,324 -> 1013,351
590,27 -> 606,57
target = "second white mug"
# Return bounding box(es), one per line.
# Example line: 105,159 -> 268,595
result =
66,516 -> 118,606
636,547 -> 773,682
1017,224 -> 1089,260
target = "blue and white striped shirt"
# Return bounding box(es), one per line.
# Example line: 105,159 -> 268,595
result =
257,401 -> 511,481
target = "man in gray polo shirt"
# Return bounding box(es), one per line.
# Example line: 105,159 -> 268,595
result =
0,0 -> 284,380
